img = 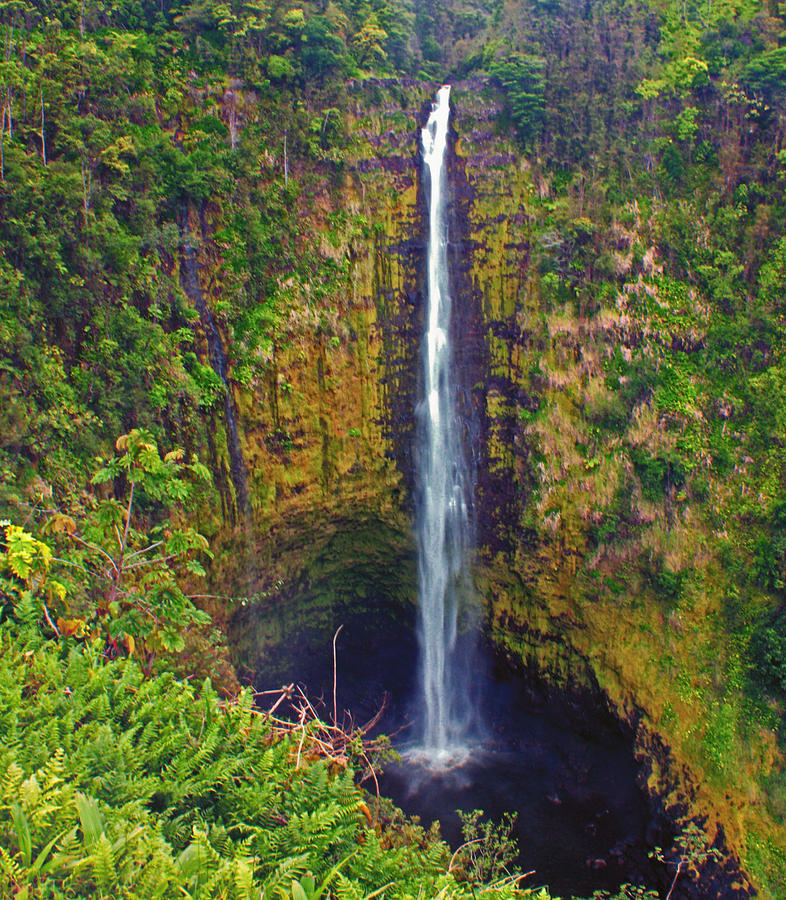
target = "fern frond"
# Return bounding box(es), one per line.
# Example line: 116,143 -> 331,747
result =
232,856 -> 256,900
333,871 -> 364,900
91,832 -> 117,891
260,853 -> 310,898
0,763 -> 24,806
10,802 -> 32,866
209,824 -> 233,856
0,841 -> 23,884
75,792 -> 104,846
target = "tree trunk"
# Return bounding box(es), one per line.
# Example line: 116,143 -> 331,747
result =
81,158 -> 92,222
39,87 -> 46,167
0,105 -> 5,180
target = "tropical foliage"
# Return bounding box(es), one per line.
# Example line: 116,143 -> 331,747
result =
0,613 -> 542,899
2,0 -> 786,896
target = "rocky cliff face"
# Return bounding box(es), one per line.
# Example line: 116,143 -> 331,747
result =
215,78 -> 780,898
222,80 -> 428,697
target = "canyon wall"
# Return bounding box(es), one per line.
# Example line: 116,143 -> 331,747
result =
210,80 -> 780,898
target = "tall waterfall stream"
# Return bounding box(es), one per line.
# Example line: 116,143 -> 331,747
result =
414,85 -> 475,761
381,87 -> 658,895
383,85 -> 659,896
233,88 -> 663,899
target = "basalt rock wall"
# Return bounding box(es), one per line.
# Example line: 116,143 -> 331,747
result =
219,79 -> 775,898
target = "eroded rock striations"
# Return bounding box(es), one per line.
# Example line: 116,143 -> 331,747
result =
224,79 -> 767,898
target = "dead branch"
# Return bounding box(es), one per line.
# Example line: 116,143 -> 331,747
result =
448,839 -> 486,872
332,623 -> 343,726
238,678 -> 392,793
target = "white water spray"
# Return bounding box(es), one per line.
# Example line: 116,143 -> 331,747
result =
414,85 -> 473,763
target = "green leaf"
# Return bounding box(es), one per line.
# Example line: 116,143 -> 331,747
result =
290,881 -> 309,900
11,802 -> 32,867
91,464 -> 119,485
31,829 -> 67,876
177,840 -> 206,879
75,793 -> 104,846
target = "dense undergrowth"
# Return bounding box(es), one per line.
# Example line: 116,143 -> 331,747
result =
0,609 -> 555,899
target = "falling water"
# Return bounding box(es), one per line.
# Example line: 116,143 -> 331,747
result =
414,85 -> 473,762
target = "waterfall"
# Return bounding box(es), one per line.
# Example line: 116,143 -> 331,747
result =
414,85 -> 473,762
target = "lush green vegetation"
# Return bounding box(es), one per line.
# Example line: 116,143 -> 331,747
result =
3,0 -> 786,896
0,610 -> 550,898
1,429 -> 220,673
0,0 -> 403,525
514,0 -> 786,734
473,1 -> 786,895
0,434 -> 542,897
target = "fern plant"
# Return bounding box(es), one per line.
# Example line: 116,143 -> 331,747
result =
0,617 -> 544,899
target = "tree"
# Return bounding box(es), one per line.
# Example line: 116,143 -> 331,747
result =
652,822 -> 723,900
742,47 -> 786,104
488,53 -> 546,145
10,429 -> 216,663
301,15 -> 346,80
351,15 -> 387,68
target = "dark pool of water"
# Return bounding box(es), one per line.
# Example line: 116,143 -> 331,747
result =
379,690 -> 658,899
246,611 -> 663,899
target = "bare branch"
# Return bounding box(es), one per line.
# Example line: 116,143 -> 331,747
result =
666,859 -> 687,900
125,540 -> 164,561
70,534 -> 119,575
50,556 -> 92,575
295,707 -> 307,770
119,479 -> 135,564
332,623 -> 343,727
42,601 -> 60,638
448,839 -> 486,873
260,684 -> 295,719
122,553 -> 179,571
39,86 -> 46,166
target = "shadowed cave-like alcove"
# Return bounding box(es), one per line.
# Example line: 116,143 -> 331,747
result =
229,514 -> 419,718
228,514 -> 663,899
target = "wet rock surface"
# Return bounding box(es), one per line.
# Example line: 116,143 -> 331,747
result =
222,80 -> 758,899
